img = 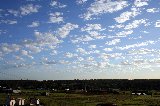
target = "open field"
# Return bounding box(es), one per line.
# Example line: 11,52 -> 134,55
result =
1,90 -> 160,106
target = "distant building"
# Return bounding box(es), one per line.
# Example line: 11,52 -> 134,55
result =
16,98 -> 25,105
13,90 -> 21,94
132,90 -> 148,95
46,92 -> 49,96
10,99 -> 16,106
30,98 -> 40,105
5,95 -> 16,106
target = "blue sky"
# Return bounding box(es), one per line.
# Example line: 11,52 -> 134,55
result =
1,0 -> 160,80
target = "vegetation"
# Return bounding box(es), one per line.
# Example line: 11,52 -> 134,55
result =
1,79 -> 160,105
1,91 -> 160,105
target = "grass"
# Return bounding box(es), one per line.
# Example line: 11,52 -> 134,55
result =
1,90 -> 160,106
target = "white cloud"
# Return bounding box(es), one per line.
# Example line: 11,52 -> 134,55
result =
105,39 -> 120,45
89,45 -> 96,49
0,20 -> 17,25
103,48 -> 113,52
57,23 -> 78,38
0,30 -> 7,35
77,57 -> 84,61
20,4 -> 41,16
121,61 -> 131,65
65,52 -> 77,58
88,31 -> 105,39
49,12 -> 64,24
81,0 -> 129,20
124,19 -> 147,30
50,1 -> 57,6
21,50 -> 28,56
50,50 -> 58,55
116,30 -> 133,37
99,53 -> 110,61
71,35 -> 94,44
21,50 -> 34,59
76,0 -> 88,4
155,20 -> 160,27
146,8 -> 159,13
34,31 -> 62,47
98,62 -> 109,68
8,9 -> 19,17
81,24 -> 103,32
87,56 -> 94,61
117,40 -> 155,50
128,48 -> 154,55
50,1 -> 67,8
25,44 -> 41,53
79,24 -> 105,40
114,8 -> 140,23
1,43 -> 21,54
27,21 -> 39,27
109,24 -> 124,29
1,46 -> 12,54
134,0 -> 149,7
76,48 -> 88,55
14,55 -> 24,61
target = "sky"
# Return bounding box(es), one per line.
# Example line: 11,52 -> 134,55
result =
0,0 -> 160,80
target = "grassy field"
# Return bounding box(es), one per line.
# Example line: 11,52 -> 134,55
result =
1,90 -> 160,106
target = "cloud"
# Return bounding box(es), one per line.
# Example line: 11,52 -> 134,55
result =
65,52 -> 77,58
14,55 -> 24,61
57,23 -> 78,38
71,35 -> 94,44
88,31 -> 105,39
7,4 -> 41,17
105,39 -> 120,45
103,48 -> 113,52
76,48 -> 88,55
25,44 -> 41,53
0,30 -> 7,35
78,24 -> 105,40
109,24 -> 124,29
114,8 -> 140,23
146,8 -> 159,13
49,12 -> 64,24
81,0 -> 129,20
155,20 -> 160,27
50,1 -> 67,8
88,45 -> 96,49
121,61 -> 131,65
124,19 -> 148,30
117,40 -> 155,50
0,20 -> 17,25
98,62 -> 109,68
116,30 -> 133,37
76,0 -> 88,4
1,43 -> 21,54
8,9 -> 19,17
99,53 -> 110,61
81,24 -> 103,32
134,0 -> 149,7
128,48 -> 154,55
50,50 -> 58,56
21,50 -> 28,56
87,56 -> 94,61
20,50 -> 33,59
77,57 -> 84,61
20,4 -> 41,16
27,21 -> 40,27
34,31 -> 62,47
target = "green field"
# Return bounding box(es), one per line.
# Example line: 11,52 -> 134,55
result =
1,90 -> 160,106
